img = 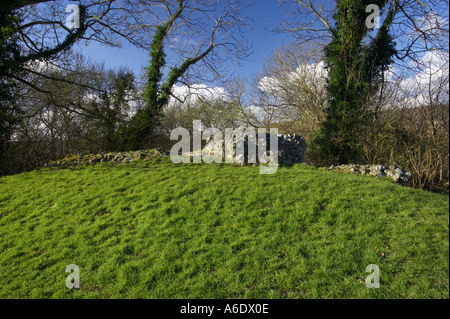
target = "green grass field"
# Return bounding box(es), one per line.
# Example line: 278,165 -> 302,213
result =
0,158 -> 448,298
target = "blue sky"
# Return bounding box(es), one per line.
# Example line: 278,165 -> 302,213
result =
75,1 -> 293,81
71,0 -> 449,88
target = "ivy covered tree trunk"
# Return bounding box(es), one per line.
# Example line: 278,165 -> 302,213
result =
310,0 -> 396,165
0,13 -> 21,174
124,0 -> 215,150
124,24 -> 170,151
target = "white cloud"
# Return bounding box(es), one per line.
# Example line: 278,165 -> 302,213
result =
254,61 -> 327,122
398,50 -> 449,106
246,105 -> 268,121
258,61 -> 327,95
25,59 -> 61,73
416,14 -> 448,36
81,93 -> 103,104
167,84 -> 230,109
258,76 -> 281,94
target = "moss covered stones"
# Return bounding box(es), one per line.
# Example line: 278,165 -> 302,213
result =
45,149 -> 168,167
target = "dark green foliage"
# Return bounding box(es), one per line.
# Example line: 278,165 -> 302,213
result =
310,0 -> 396,165
0,11 -> 22,173
95,70 -> 136,152
144,26 -> 167,110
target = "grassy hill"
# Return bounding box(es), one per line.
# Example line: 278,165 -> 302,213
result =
0,157 -> 448,298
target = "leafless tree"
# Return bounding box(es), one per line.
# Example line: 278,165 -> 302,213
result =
248,41 -> 327,136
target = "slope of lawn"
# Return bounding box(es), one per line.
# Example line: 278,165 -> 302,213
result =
0,157 -> 448,298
